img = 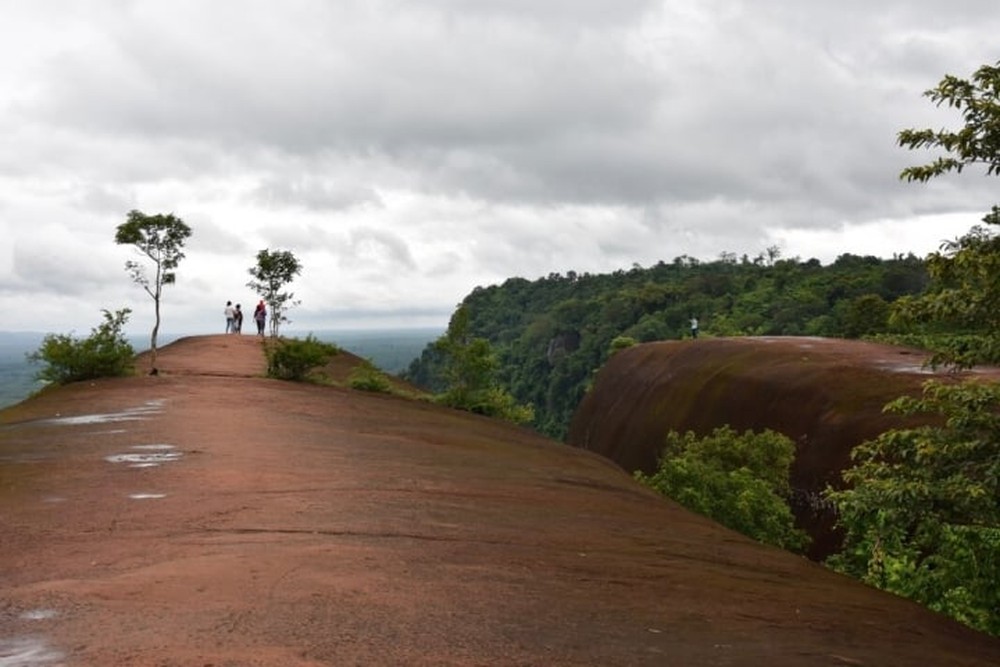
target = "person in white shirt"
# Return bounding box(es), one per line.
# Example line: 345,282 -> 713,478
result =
224,301 -> 236,333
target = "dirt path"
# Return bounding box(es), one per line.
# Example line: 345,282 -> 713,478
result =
1,335 -> 999,665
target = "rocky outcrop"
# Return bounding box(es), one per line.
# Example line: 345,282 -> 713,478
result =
566,337 -> 1000,559
546,330 -> 581,364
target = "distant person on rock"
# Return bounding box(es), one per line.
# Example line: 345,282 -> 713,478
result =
225,301 -> 236,333
690,316 -> 699,339
253,300 -> 267,336
233,304 -> 243,334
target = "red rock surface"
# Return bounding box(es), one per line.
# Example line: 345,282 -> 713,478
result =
2,334 -> 999,665
566,336 -> 1000,559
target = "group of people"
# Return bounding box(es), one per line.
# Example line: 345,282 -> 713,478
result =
225,300 -> 268,336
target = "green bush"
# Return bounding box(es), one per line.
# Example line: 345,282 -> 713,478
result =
265,335 -> 339,381
436,386 -> 535,424
826,380 -> 1000,635
28,309 -> 135,384
348,359 -> 394,394
609,336 -> 638,353
635,426 -> 809,552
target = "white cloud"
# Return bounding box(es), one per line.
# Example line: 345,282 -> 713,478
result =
2,0 -> 999,337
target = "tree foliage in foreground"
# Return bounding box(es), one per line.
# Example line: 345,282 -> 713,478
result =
890,207 -> 1000,368
892,60 -> 1000,368
635,426 -> 810,553
29,309 -> 135,384
827,60 -> 1000,636
247,249 -> 302,337
898,61 -> 1000,183
826,381 -> 1000,635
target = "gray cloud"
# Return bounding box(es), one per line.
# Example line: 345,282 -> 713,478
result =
2,1 -> 999,333
185,217 -> 251,256
337,228 -> 418,272
249,178 -> 383,212
20,1 -> 999,221
12,240 -> 122,297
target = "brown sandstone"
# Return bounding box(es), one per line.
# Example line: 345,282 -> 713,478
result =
1,335 -> 998,665
567,336 -> 1000,559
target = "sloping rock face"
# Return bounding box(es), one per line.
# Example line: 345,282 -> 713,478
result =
566,337 -> 999,559
3,335 -> 1000,663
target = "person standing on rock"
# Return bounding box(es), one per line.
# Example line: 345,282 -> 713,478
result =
233,304 -> 244,334
225,301 -> 236,333
253,300 -> 267,336
690,316 -> 699,339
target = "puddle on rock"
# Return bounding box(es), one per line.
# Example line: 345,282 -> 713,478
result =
0,637 -> 64,666
18,610 -> 57,621
128,493 -> 167,500
105,444 -> 182,468
40,400 -> 165,427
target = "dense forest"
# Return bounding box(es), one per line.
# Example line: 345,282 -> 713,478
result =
405,251 -> 929,438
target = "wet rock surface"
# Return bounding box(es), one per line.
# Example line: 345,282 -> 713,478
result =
2,334 -> 999,665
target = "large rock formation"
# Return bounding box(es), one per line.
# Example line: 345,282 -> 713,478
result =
566,336 -> 999,559
3,335 -> 1000,663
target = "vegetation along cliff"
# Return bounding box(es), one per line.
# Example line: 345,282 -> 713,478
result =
405,251 -> 928,439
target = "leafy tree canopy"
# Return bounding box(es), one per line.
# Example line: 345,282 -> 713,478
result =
890,61 -> 1000,368
898,61 -> 1000,182
828,60 -> 1000,636
826,381 -> 1000,635
891,208 -> 1000,368
114,210 -> 193,291
114,210 -> 192,369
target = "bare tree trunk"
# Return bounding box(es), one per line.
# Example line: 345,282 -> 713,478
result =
150,294 -> 161,372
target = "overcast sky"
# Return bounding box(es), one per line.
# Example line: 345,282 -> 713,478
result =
2,1 -> 998,336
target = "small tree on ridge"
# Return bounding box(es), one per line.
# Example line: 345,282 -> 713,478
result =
115,210 -> 192,371
247,248 -> 302,337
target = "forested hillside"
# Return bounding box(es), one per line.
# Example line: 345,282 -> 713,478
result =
405,252 -> 928,438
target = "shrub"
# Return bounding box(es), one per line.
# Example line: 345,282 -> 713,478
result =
348,359 -> 394,394
265,335 -> 338,381
28,309 -> 135,384
826,380 -> 1000,635
609,336 -> 638,353
635,426 -> 809,552
445,386 -> 535,424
